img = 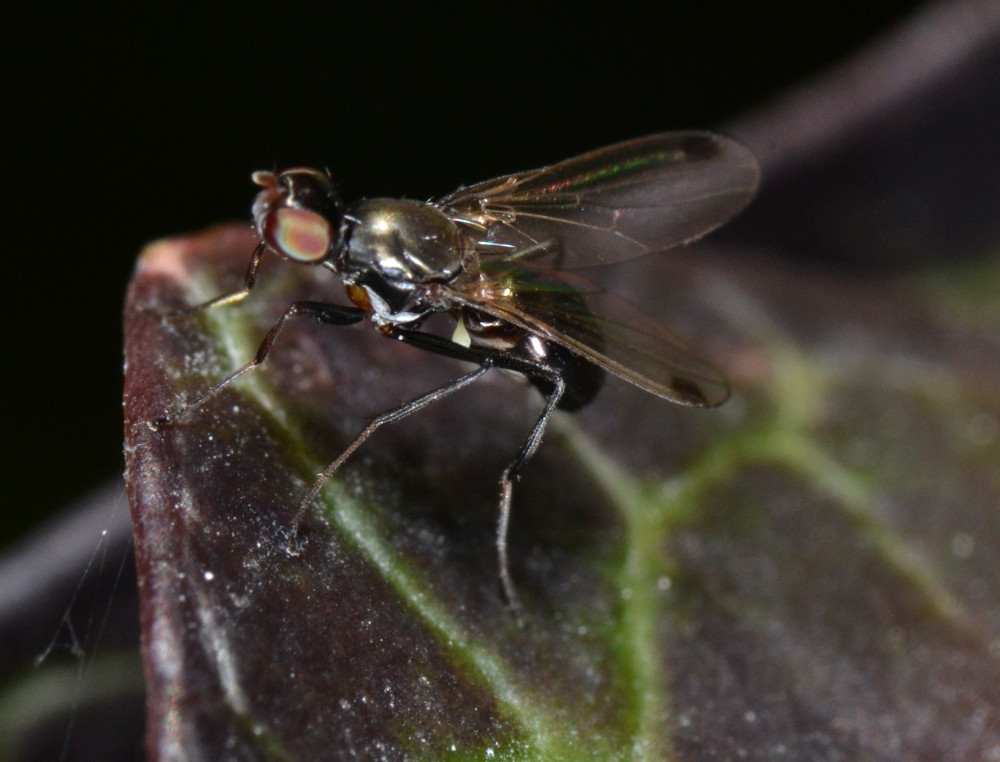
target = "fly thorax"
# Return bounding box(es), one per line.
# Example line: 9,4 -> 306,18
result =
339,198 -> 465,323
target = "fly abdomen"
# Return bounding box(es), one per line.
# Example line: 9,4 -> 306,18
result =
516,333 -> 604,411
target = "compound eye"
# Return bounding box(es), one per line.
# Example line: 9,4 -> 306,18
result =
264,206 -> 333,263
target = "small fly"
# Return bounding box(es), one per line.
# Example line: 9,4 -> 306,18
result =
151,131 -> 760,610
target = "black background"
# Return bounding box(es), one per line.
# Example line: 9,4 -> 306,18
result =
3,2 -> 926,544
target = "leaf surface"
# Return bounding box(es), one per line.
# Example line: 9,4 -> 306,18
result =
124,216 -> 1000,760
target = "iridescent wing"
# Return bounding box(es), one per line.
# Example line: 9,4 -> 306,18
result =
450,263 -> 730,406
438,131 -> 759,268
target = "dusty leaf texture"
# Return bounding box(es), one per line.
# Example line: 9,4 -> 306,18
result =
124,5 -> 1000,759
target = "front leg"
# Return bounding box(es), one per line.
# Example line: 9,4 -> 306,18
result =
150,300 -> 367,430
147,240 -> 269,318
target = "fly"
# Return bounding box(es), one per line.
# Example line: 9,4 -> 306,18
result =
150,131 -> 760,611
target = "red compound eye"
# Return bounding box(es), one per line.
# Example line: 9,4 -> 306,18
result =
265,206 -> 332,263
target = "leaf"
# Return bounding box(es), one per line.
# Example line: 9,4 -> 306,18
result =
124,221 -> 1000,759
124,18 -> 1000,761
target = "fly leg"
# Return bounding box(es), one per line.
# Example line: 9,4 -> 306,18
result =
286,364 -> 492,552
496,373 -> 564,614
382,328 -> 566,613
150,300 -> 366,430
147,240 -> 269,318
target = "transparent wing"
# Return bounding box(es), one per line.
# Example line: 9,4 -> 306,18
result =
438,131 -> 760,268
451,264 -> 729,406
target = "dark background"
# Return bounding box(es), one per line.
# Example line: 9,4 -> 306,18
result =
4,2 -> 926,544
